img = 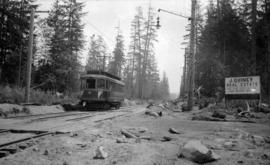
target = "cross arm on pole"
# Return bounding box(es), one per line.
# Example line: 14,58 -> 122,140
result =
158,8 -> 190,19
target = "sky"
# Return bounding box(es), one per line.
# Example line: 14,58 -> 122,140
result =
35,0 -> 195,95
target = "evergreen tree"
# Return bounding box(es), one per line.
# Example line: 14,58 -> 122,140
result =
141,6 -> 158,98
160,71 -> 170,99
125,7 -> 144,98
196,0 -> 250,97
108,28 -> 125,77
256,0 -> 270,102
85,35 -> 108,71
0,0 -> 37,85
46,0 -> 85,93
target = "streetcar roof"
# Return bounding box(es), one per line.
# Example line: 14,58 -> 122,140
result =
80,74 -> 125,86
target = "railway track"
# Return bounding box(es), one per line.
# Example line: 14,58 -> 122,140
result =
27,112 -> 91,122
0,129 -> 65,158
0,105 -> 145,159
54,105 -> 145,132
65,106 -> 135,122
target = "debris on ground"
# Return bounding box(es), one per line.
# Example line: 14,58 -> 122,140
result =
69,132 -> 78,137
257,103 -> 270,113
178,140 -> 221,164
250,135 -> 265,146
0,99 -> 270,165
235,128 -> 266,146
120,129 -> 137,138
237,111 -> 253,118
222,141 -> 239,151
212,110 -> 226,119
43,149 -> 49,155
161,136 -> 173,142
198,99 -> 210,109
158,111 -> 163,116
116,138 -> 128,143
181,103 -> 189,112
261,153 -> 269,160
264,136 -> 270,143
124,127 -> 148,134
94,146 -> 108,159
157,104 -> 166,110
168,128 -> 182,134
189,101 -> 270,124
243,151 -> 254,158
32,147 -> 39,152
145,111 -> 159,117
139,136 -> 153,141
146,103 -> 154,109
192,114 -> 227,121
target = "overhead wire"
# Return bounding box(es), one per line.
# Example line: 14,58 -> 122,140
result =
85,20 -> 115,51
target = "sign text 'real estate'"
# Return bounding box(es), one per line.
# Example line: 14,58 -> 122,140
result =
225,76 -> 260,95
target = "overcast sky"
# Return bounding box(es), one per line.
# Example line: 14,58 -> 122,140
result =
36,0 -> 197,94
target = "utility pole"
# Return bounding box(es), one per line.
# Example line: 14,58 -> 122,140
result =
24,9 -> 49,103
187,0 -> 196,110
24,8 -> 34,103
251,0 -> 257,74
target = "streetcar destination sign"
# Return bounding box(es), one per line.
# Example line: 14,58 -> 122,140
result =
225,76 -> 260,99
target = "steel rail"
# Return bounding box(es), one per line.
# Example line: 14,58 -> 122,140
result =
0,130 -> 10,134
7,112 -> 73,119
65,114 -> 95,121
65,106 -> 136,122
28,112 -> 90,122
0,132 -> 52,149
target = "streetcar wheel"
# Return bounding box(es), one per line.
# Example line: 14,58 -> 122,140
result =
104,103 -> 111,110
115,103 -> 120,109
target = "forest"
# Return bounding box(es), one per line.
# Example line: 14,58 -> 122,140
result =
0,0 -> 170,101
180,0 -> 270,103
0,0 -> 269,103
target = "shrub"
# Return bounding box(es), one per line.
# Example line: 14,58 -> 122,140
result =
0,85 -> 78,105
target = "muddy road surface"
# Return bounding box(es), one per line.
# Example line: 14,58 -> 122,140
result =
0,104 -> 269,165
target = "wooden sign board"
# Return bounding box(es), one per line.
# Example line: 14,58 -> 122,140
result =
225,76 -> 260,100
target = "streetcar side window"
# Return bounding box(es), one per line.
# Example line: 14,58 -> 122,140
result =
97,79 -> 106,89
111,82 -> 117,91
106,80 -> 111,90
81,79 -> 86,89
86,78 -> 96,89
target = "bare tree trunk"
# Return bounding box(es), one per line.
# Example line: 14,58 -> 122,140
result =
141,6 -> 152,99
182,51 -> 187,96
0,66 -> 2,83
131,52 -> 135,97
137,18 -> 143,99
266,31 -> 270,104
265,0 -> 270,103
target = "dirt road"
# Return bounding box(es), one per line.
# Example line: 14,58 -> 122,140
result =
0,105 -> 269,165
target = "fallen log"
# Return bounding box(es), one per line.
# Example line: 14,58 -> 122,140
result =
120,129 -> 137,138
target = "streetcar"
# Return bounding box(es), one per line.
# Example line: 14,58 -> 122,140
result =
80,70 -> 125,110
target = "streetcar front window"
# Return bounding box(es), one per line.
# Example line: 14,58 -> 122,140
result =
86,78 -> 96,89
